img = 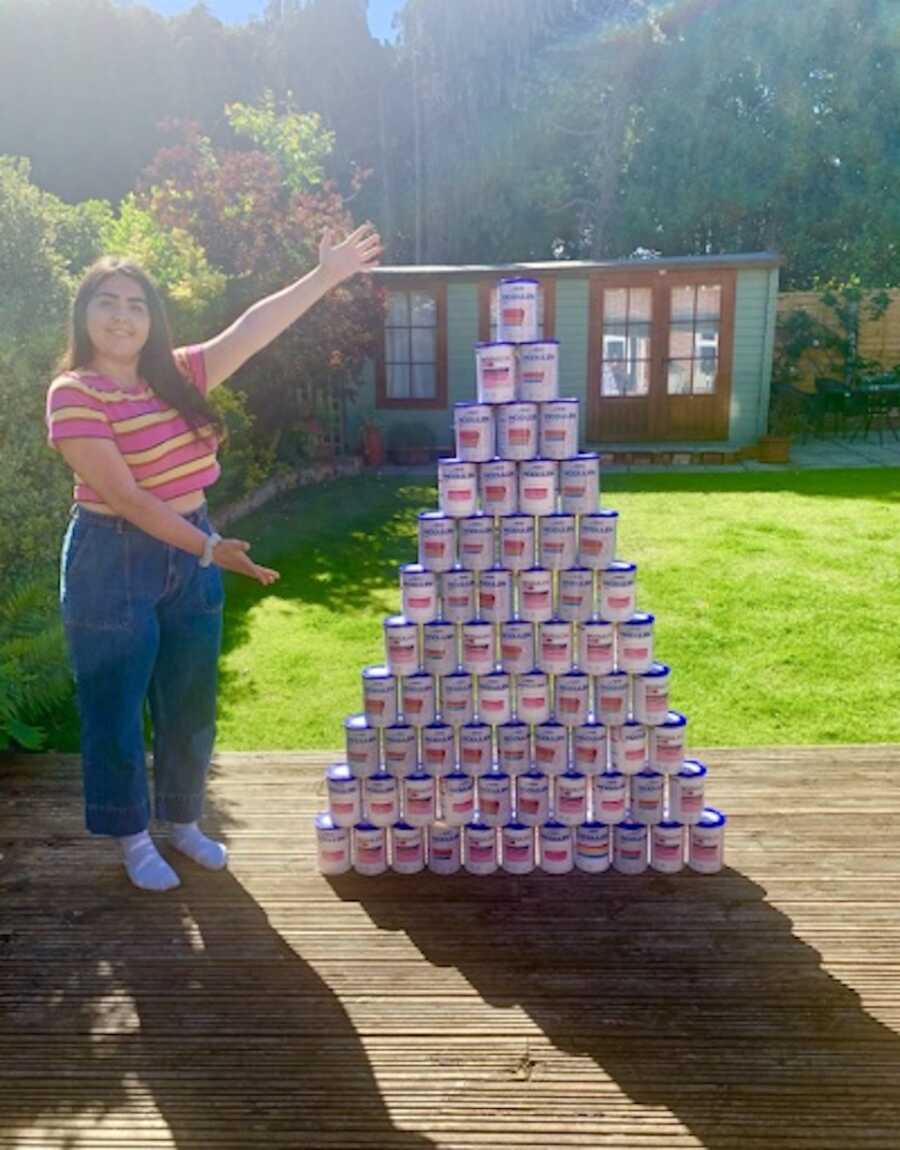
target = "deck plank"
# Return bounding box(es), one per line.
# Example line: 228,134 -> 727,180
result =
2,747 -> 900,1149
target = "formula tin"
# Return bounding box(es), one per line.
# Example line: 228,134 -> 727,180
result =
558,568 -> 595,623
592,771 -> 628,825
600,561 -> 637,623
391,822 -> 425,874
618,613 -> 654,675
383,722 -> 418,777
651,711 -> 688,775
441,670 -> 475,728
534,720 -> 569,777
516,669 -> 551,727
610,720 -> 648,776
479,567 -> 513,623
501,822 -> 536,874
613,820 -> 649,875
555,670 -> 591,728
399,563 -> 438,625
401,672 -> 436,728
441,569 -> 476,624
478,771 -> 512,827
462,620 -> 496,677
441,770 -> 476,826
475,341 -> 517,404
496,401 -> 539,461
480,459 -> 518,517
688,807 -> 727,874
651,820 -> 685,874
497,720 -> 531,776
402,770 -> 436,827
421,721 -> 457,777
573,720 -> 608,776
458,514 -> 495,572
578,510 -> 618,571
539,512 -> 577,571
422,620 -> 458,678
633,662 -> 671,727
518,567 -> 554,623
577,619 -> 615,676
669,760 -> 708,825
327,763 -> 362,828
438,457 -> 478,518
384,614 -> 419,678
418,511 -> 456,573
538,619 -> 573,674
479,670 -> 512,727
362,664 -> 398,729
499,514 -> 536,572
560,453 -> 600,516
596,669 -> 629,726
630,768 -> 665,825
576,821 -> 611,873
555,769 -> 588,826
518,458 -> 558,517
498,278 -> 539,343
464,822 -> 498,875
353,821 -> 387,876
539,819 -> 574,874
539,398 -> 580,461
454,401 -> 495,463
428,822 -> 461,874
500,619 -> 535,675
516,768 -> 550,826
363,771 -> 400,828
344,713 -> 379,777
315,812 -> 351,875
516,339 -> 559,402
459,721 -> 494,777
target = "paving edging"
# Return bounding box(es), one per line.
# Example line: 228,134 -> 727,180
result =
212,455 -> 362,529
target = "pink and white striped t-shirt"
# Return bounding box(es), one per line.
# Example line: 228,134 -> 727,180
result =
46,346 -> 221,510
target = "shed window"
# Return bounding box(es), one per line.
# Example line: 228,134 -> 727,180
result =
385,290 -> 438,399
600,287 -> 652,396
667,284 -> 722,395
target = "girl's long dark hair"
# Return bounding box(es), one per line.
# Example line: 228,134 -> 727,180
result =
58,256 -> 224,442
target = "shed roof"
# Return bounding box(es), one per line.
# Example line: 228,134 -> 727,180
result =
372,251 -> 783,279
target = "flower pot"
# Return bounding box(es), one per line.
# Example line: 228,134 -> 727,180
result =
757,435 -> 792,464
361,424 -> 385,467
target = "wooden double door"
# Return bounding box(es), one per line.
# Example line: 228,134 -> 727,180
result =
586,269 -> 736,443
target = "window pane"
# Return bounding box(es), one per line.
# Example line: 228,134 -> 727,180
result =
694,357 -> 717,394
603,333 -> 628,361
604,289 -> 627,322
387,363 -> 410,398
630,359 -> 650,397
411,327 -> 435,364
410,292 -> 437,326
671,286 -> 694,322
387,292 -> 410,325
629,322 -> 652,359
629,288 -> 652,322
411,363 -> 436,398
696,284 -> 721,322
602,360 -> 628,396
695,324 -> 720,358
386,328 -> 410,363
603,321 -> 628,341
667,360 -> 693,395
669,323 -> 694,358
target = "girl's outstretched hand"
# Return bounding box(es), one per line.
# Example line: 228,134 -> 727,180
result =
212,538 -> 280,587
319,223 -> 383,285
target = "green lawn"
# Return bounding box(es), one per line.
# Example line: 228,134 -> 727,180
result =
213,467 -> 900,750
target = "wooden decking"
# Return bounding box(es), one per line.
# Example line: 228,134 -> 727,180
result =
3,746 -> 900,1149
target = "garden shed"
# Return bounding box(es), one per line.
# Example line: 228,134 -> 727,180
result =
350,252 -> 782,459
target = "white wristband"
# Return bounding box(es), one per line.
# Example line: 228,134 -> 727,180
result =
199,532 -> 222,568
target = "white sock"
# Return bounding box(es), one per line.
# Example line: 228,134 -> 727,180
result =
119,831 -> 180,892
169,822 -> 228,870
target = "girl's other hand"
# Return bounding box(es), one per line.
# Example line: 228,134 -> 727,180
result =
212,538 -> 280,586
318,223 -> 383,285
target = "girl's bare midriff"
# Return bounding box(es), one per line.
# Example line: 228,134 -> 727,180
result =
79,491 -> 207,517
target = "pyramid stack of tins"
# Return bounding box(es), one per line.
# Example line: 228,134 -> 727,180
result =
314,276 -> 726,878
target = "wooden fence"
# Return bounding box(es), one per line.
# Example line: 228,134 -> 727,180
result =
777,288 -> 900,387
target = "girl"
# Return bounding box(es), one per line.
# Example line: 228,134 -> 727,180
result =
46,224 -> 382,891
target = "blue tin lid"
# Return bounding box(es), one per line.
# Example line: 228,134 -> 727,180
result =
678,759 -> 708,778
384,614 -> 413,628
559,669 -> 589,680
326,763 -> 353,781
504,820 -> 530,831
698,807 -> 727,828
501,512 -> 536,522
474,339 -> 516,349
543,396 -> 579,405
454,400 -> 492,409
517,338 -> 559,347
500,718 -> 529,729
418,510 -> 450,521
536,719 -> 564,730
423,619 -> 454,630
542,617 -> 570,627
661,711 -> 688,728
481,769 -> 510,782
315,812 -> 337,830
353,820 -> 378,832
560,565 -> 592,574
598,769 -> 625,781
481,670 -> 511,684
444,670 -> 473,682
578,718 -> 606,729
460,512 -> 492,524
385,721 -> 414,734
542,511 -> 576,521
367,770 -> 394,782
639,662 -> 670,678
437,456 -> 468,467
404,770 -> 432,782
499,276 -> 539,286
583,509 -> 619,519
564,451 -> 599,462
465,820 -> 492,832
657,819 -> 684,830
519,668 -> 547,680
600,669 -> 629,681
443,769 -> 470,782
634,768 -> 662,780
424,720 -> 453,730
579,820 -> 608,830
522,767 -> 548,780
344,713 -> 369,730
622,718 -> 644,729
542,818 -> 568,830
623,612 -> 655,626
560,768 -> 585,781
392,820 -> 414,832
617,820 -> 646,833
462,720 -> 491,731
581,618 -> 614,628
606,560 -> 637,574
400,562 -> 429,576
362,664 -> 393,679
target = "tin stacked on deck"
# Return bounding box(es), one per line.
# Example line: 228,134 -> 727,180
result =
315,276 -> 727,878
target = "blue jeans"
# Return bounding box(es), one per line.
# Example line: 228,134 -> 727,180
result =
61,504 -> 224,837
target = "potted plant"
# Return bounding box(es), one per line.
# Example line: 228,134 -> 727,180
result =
386,420 -> 437,465
757,388 -> 795,463
358,411 -> 386,467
